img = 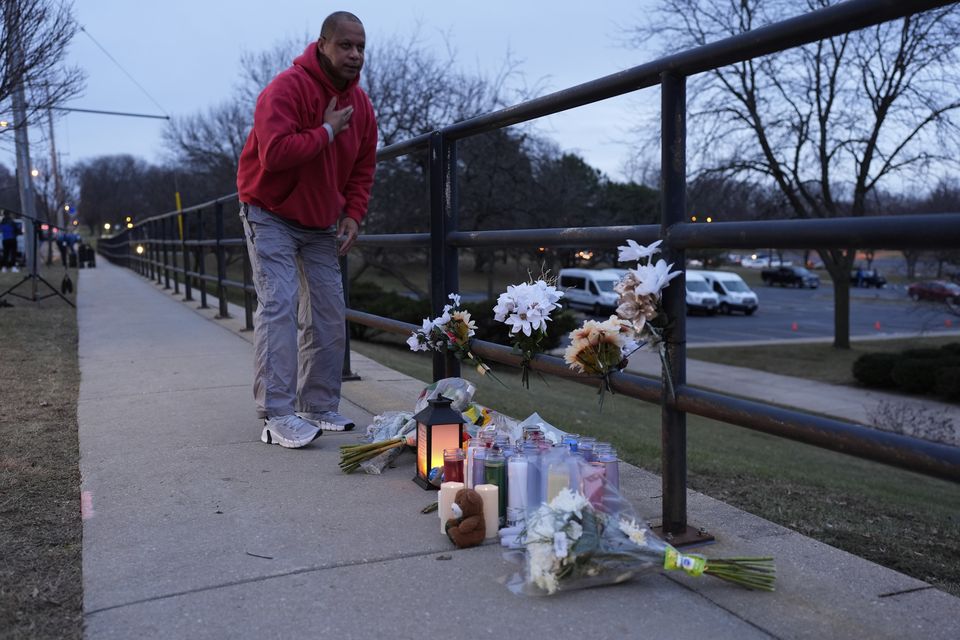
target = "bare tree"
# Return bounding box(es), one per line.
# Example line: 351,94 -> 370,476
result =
632,1 -> 960,347
1,0 -> 84,144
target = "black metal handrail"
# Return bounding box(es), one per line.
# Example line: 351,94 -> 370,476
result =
98,0 -> 960,542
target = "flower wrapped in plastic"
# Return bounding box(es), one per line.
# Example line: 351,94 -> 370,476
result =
492,277 -> 564,388
408,293 -> 500,382
508,486 -> 775,596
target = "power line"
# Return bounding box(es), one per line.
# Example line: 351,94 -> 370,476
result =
54,106 -> 170,120
79,26 -> 171,117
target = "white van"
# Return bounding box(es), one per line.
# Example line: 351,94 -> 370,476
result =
685,271 -> 719,315
691,270 -> 759,315
558,268 -> 621,315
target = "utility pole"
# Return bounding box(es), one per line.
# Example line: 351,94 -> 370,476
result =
47,108 -> 65,230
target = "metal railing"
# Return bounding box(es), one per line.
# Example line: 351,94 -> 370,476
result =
98,0 -> 960,542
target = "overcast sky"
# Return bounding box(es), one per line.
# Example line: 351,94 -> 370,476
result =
4,0 -> 663,185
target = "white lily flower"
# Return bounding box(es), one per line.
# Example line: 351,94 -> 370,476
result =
630,259 -> 681,297
618,239 -> 662,263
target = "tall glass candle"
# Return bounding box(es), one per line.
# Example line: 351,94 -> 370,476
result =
484,451 -> 506,528
524,444 -> 543,516
506,453 -> 528,527
443,448 -> 464,483
472,445 -> 488,488
599,447 -> 620,492
546,455 -> 571,503
581,462 -> 605,508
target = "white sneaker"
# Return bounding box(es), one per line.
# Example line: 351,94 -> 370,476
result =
1,267 -> 6,273
11,266 -> 18,273
261,414 -> 321,448
297,411 -> 356,432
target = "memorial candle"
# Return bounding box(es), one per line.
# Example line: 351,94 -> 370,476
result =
438,481 -> 464,534
443,448 -> 464,483
475,484 -> 499,539
506,453 -> 528,527
484,451 -> 506,528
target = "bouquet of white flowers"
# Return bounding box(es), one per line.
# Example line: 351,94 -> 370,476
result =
407,293 -> 495,378
493,278 -> 564,388
511,487 -> 775,596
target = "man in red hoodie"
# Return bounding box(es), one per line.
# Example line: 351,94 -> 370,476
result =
237,11 -> 377,448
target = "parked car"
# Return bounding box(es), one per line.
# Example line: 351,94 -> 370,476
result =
741,254 -> 792,269
558,268 -> 621,315
690,270 -> 759,315
761,266 -> 820,288
850,268 -> 886,288
907,280 -> 960,304
684,271 -> 719,315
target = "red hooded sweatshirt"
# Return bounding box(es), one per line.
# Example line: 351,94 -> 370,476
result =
237,43 -> 377,228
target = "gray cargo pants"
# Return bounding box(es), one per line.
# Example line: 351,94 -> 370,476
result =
240,203 -> 345,419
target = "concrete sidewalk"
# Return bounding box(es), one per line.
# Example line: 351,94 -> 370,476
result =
77,260 -> 960,639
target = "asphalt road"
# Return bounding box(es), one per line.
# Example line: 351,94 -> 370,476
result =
578,282 -> 959,344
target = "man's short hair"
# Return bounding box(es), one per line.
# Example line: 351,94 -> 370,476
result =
320,11 -> 362,40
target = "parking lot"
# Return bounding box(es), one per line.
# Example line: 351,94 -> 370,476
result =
584,280 -> 958,344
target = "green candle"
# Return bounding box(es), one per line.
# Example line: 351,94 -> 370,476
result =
484,451 -> 506,528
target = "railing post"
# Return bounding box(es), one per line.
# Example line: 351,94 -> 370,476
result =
215,201 -> 229,318
428,131 -> 460,381
162,217 -> 171,289
182,212 -> 192,302
657,71 -> 697,543
170,216 -> 180,295
197,209 -> 208,309
153,220 -> 161,284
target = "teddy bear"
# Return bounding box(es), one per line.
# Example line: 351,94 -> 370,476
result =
444,488 -> 486,548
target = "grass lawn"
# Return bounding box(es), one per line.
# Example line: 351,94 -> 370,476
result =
0,265 -> 83,639
350,338 -> 960,596
689,336 -> 960,385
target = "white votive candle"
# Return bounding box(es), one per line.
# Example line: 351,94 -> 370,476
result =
439,481 -> 464,535
475,483 -> 499,539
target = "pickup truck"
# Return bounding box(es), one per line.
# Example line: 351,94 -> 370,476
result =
850,269 -> 886,288
761,266 -> 820,288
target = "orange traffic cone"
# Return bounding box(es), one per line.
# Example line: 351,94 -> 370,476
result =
791,321 -> 798,331
873,320 -> 881,330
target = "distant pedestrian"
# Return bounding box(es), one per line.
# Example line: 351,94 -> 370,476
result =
1,211 -> 20,273
855,266 -> 864,288
236,11 -> 377,448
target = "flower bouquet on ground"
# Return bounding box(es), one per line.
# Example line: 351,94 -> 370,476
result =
339,378 -> 482,474
493,277 -> 564,388
339,411 -> 417,474
509,487 -> 775,596
407,293 -> 500,382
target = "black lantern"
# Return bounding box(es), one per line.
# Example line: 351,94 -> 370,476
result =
412,395 -> 464,490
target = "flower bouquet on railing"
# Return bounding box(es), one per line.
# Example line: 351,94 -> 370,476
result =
493,276 -> 564,388
407,293 -> 499,382
508,487 -> 775,596
563,315 -> 636,407
613,239 -> 682,397
563,240 -> 682,404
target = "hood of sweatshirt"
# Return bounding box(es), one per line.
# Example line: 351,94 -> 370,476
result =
292,42 -> 361,95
